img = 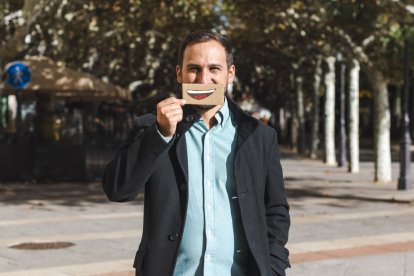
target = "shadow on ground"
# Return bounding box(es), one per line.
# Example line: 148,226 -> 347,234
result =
280,143 -> 408,162
285,178 -> 406,205
0,182 -> 144,206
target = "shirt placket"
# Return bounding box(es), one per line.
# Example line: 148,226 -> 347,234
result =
203,129 -> 215,271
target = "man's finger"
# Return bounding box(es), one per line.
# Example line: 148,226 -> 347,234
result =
159,104 -> 183,115
164,109 -> 183,119
158,97 -> 183,107
167,113 -> 184,123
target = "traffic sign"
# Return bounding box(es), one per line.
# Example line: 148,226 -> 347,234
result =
5,61 -> 31,89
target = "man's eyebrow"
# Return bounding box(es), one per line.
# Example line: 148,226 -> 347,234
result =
186,63 -> 201,69
185,63 -> 224,69
209,63 -> 224,68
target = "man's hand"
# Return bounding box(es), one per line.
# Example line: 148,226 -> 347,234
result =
156,97 -> 186,138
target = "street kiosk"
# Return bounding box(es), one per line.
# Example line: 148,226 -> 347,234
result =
0,56 -> 131,182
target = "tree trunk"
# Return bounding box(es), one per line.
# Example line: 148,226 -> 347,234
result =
296,75 -> 305,154
279,108 -> 286,144
369,70 -> 392,183
348,59 -> 360,173
290,71 -> 298,151
0,83 -> 4,133
311,57 -> 322,159
324,56 -> 337,165
0,0 -> 50,60
291,114 -> 299,151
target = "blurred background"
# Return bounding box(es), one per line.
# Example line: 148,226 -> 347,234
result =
1,1 -> 414,276
1,0 -> 414,184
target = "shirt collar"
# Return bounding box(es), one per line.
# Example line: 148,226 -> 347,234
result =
215,97 -> 230,127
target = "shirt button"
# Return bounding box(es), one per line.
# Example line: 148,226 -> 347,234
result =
168,233 -> 179,241
207,180 -> 211,187
207,205 -> 212,211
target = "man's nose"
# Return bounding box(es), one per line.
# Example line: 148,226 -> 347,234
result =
197,70 -> 211,84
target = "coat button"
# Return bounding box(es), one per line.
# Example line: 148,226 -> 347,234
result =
168,233 -> 179,241
180,184 -> 186,191
185,115 -> 194,122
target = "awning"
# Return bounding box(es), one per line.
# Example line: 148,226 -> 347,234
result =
2,56 -> 131,102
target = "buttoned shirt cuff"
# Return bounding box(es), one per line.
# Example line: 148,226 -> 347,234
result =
156,126 -> 174,143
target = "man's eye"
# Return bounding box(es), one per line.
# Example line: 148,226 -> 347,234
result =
210,67 -> 220,72
188,67 -> 199,73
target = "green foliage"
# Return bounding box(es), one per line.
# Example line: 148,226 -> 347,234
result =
1,0 -> 222,111
221,0 -> 414,110
1,0 -> 414,111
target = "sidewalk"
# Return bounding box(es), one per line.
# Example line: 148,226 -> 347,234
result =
281,152 -> 414,276
0,154 -> 413,276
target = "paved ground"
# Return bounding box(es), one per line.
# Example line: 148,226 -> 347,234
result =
1,151 -> 414,276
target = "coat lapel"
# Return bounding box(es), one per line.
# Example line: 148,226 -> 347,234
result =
175,135 -> 188,183
174,106 -> 200,183
227,96 -> 258,151
227,96 -> 259,195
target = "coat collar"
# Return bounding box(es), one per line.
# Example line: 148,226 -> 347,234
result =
226,95 -> 259,149
174,95 -> 259,184
177,95 -> 259,148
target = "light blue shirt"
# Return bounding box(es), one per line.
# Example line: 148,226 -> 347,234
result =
173,98 -> 249,276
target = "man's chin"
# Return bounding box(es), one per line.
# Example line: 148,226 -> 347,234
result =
194,105 -> 216,111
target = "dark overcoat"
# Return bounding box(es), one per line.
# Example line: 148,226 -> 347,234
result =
102,97 -> 290,276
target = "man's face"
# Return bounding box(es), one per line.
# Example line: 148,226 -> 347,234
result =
176,40 -> 235,89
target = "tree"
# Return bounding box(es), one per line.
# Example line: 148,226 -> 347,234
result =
324,56 -> 336,165
310,56 -> 322,159
348,59 -> 360,173
1,0 -> 223,112
224,0 -> 414,182
4,0 -> 414,184
323,0 -> 414,182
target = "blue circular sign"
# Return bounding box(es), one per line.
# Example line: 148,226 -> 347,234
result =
6,61 -> 31,89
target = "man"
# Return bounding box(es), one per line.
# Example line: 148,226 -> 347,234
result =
102,30 -> 290,276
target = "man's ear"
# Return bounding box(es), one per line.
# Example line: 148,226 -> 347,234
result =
228,65 -> 235,83
176,65 -> 183,84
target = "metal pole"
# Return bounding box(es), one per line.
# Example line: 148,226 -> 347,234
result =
0,82 -> 3,134
398,39 -> 412,190
0,60 -> 3,135
338,56 -> 347,167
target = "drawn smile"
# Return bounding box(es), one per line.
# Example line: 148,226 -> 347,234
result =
186,89 -> 216,100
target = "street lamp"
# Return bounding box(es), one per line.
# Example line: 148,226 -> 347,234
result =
398,39 -> 412,190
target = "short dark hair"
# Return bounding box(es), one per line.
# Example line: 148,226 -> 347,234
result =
177,30 -> 234,68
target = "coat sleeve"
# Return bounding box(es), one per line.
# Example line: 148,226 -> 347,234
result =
102,113 -> 173,202
264,129 -> 291,276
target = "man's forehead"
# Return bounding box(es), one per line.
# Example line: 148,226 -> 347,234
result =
182,41 -> 226,62
184,40 -> 225,54
184,62 -> 224,68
